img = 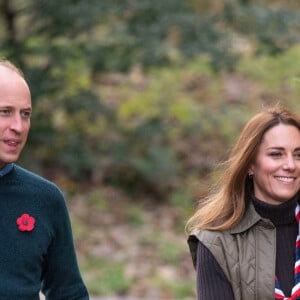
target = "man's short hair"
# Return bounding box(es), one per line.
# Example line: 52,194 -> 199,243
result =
0,59 -> 24,78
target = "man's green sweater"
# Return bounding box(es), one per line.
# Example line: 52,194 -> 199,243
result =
0,164 -> 89,299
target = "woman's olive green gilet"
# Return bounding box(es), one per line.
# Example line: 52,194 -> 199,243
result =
188,203 -> 276,300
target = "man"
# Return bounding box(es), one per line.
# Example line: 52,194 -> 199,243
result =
0,60 -> 89,299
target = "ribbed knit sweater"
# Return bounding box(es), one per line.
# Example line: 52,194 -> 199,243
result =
0,164 -> 89,299
194,196 -> 298,300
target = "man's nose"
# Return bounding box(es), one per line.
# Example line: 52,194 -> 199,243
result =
9,114 -> 24,133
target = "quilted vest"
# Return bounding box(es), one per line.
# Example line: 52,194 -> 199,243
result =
188,203 -> 276,300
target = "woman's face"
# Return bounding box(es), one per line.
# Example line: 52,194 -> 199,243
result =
250,124 -> 300,205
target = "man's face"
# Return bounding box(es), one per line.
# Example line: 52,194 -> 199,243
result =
0,66 -> 31,168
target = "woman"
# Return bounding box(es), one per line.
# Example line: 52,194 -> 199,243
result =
186,106 -> 300,299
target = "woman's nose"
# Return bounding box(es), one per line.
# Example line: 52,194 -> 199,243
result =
283,155 -> 296,170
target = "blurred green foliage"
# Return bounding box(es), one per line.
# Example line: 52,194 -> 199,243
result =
1,0 -> 300,202
3,2 -> 300,298
81,257 -> 132,295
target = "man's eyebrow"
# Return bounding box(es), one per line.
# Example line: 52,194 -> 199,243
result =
0,106 -> 32,112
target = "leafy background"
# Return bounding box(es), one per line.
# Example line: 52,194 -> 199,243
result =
2,0 -> 300,298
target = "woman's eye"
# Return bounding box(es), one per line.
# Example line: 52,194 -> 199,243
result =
294,153 -> 300,159
269,152 -> 282,157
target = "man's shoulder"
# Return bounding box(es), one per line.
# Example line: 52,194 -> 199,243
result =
13,165 -> 63,195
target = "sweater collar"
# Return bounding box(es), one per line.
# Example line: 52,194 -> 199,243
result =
229,193 -> 299,234
252,195 -> 298,226
0,163 -> 14,177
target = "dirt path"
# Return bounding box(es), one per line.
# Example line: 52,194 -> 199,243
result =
41,295 -> 151,300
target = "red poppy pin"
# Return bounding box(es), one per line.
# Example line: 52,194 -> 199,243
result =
16,213 -> 35,232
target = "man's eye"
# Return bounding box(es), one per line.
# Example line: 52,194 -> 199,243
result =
21,111 -> 31,119
294,153 -> 300,160
0,109 -> 11,116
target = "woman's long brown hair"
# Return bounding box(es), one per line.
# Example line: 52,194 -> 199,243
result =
186,105 -> 300,233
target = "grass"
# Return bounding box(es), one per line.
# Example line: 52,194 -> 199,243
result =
81,257 -> 132,296
70,187 -> 196,298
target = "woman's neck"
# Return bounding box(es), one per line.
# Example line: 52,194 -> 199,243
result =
252,194 -> 298,225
